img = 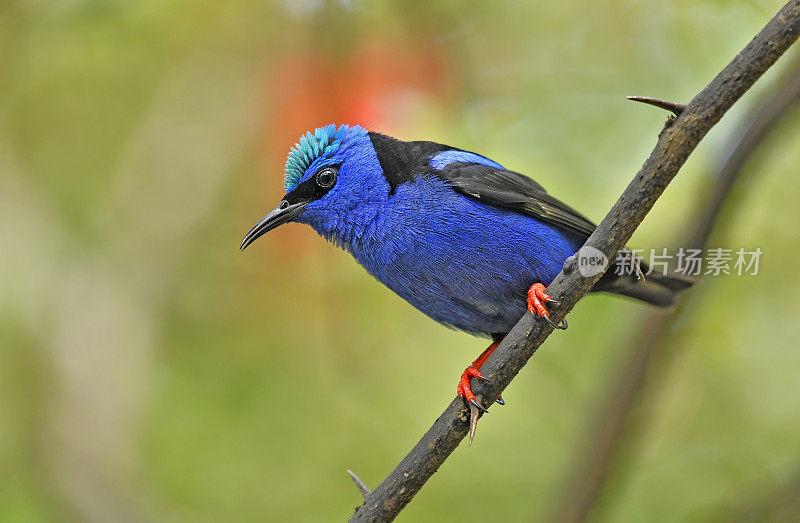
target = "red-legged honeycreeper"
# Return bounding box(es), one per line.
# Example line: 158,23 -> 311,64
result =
241,124 -> 693,413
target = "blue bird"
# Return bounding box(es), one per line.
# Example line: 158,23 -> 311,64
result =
241,124 -> 692,409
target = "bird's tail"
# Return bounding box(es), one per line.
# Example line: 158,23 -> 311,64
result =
591,258 -> 696,308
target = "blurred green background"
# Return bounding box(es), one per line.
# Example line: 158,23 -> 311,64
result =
2,1 -> 800,521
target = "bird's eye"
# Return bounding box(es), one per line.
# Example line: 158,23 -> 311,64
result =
315,167 -> 338,188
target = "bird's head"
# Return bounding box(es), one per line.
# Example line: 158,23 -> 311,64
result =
241,123 -> 387,250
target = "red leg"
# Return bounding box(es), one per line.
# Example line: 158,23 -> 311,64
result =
527,282 -> 567,330
457,339 -> 505,410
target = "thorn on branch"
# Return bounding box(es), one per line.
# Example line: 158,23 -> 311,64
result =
347,469 -> 372,501
468,395 -> 484,446
627,96 -> 687,116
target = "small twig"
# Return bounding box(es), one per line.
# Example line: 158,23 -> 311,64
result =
627,95 -> 687,115
468,396 -> 483,446
347,470 -> 372,501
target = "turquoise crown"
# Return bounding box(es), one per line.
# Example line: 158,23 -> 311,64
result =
284,124 -> 364,193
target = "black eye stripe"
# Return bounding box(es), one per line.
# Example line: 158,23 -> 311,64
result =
284,166 -> 339,205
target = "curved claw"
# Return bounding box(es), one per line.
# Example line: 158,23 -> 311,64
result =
457,340 -> 505,445
527,283 -> 564,328
540,314 -> 568,330
469,398 -> 489,413
540,314 -> 557,328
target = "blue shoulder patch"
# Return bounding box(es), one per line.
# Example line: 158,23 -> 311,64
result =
429,150 -> 504,170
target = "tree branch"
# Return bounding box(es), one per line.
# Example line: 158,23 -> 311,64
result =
350,2 -> 800,520
548,53 -> 800,523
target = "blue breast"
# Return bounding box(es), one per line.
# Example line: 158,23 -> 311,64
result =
347,176 -> 583,335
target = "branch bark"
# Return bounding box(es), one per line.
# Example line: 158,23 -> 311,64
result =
350,2 -> 800,520
548,54 -> 800,523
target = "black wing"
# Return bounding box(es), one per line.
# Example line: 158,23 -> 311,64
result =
435,162 -> 597,237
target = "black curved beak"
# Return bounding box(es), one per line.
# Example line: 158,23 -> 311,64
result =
240,200 -> 307,251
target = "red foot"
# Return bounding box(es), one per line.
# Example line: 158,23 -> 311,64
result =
457,340 -> 504,410
527,283 -> 568,330
527,283 -> 554,317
